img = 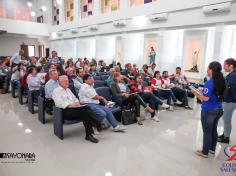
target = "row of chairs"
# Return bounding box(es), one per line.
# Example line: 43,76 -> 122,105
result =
11,80 -> 121,140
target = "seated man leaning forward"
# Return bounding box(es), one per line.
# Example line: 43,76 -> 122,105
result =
79,74 -> 126,132
52,75 -> 100,143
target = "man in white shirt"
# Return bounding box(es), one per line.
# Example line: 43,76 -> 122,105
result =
10,50 -> 26,67
79,74 -> 126,132
52,75 -> 99,143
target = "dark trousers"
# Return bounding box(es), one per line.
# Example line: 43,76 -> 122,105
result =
172,87 -> 189,107
201,107 -> 223,155
153,89 -> 177,105
62,106 -> 99,136
45,99 -> 55,112
0,75 -> 5,89
113,93 -> 147,117
139,92 -> 163,110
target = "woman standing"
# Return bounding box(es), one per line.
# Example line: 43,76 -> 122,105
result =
218,58 -> 236,144
192,61 -> 226,158
149,47 -> 156,64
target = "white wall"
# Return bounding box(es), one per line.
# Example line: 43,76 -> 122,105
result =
77,37 -> 96,59
0,35 -> 40,56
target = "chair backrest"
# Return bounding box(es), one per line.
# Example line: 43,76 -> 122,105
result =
98,72 -> 108,76
39,85 -> 45,98
101,75 -> 110,81
93,76 -> 101,81
94,80 -> 105,88
95,87 -> 112,101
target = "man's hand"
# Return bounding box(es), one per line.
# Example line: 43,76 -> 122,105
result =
68,102 -> 81,108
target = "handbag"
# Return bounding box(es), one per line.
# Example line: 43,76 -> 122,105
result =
121,104 -> 136,125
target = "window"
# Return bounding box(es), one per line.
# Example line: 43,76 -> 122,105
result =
28,45 -> 35,57
52,0 -> 60,25
65,0 -> 74,22
231,29 -> 236,57
101,0 -> 120,14
130,0 -> 158,7
81,0 -> 93,18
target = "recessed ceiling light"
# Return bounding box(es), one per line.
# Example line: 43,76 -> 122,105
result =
51,32 -> 57,39
27,2 -> 32,7
41,6 -> 47,12
17,122 -> 23,126
30,11 -> 36,17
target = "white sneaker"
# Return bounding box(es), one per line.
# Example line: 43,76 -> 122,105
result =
160,103 -> 170,109
152,115 -> 160,122
175,100 -> 182,105
92,127 -> 100,135
168,106 -> 174,111
113,125 -> 126,132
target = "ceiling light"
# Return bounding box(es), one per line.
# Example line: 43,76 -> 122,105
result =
56,0 -> 62,4
51,32 -> 57,39
17,122 -> 23,126
132,16 -> 148,28
30,11 -> 36,17
27,2 -> 32,7
41,6 -> 47,12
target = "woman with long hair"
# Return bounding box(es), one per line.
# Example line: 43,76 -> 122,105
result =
110,72 -> 155,125
192,61 -> 226,158
218,58 -> 236,144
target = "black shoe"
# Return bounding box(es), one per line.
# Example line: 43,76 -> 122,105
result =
218,136 -> 230,144
218,133 -> 224,139
85,135 -> 99,143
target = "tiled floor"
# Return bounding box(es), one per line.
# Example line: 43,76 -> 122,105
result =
0,94 -> 235,176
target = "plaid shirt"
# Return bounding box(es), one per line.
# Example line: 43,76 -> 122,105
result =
129,81 -> 144,94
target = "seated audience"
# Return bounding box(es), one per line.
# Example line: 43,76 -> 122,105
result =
89,63 -> 98,76
129,74 -> 170,122
52,75 -> 99,143
72,68 -> 84,94
162,71 -> 192,110
110,72 -> 155,125
151,71 -> 182,105
44,69 -> 59,114
148,63 -> 157,76
141,64 -> 153,82
79,74 -> 126,132
47,51 -> 61,65
27,66 -> 44,103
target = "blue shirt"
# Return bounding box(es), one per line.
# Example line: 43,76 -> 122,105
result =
224,69 -> 236,103
201,79 -> 223,111
45,79 -> 59,99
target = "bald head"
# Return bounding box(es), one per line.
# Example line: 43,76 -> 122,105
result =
58,75 -> 69,89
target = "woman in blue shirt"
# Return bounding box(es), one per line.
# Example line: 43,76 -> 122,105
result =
192,61 -> 226,158
218,58 -> 236,144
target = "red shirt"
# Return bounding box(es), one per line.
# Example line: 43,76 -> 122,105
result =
129,81 -> 144,94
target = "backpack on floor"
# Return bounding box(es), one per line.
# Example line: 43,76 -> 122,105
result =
121,104 -> 136,125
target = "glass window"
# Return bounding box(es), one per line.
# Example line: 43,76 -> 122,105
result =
52,0 -> 60,25
81,0 -> 93,18
28,46 -> 35,57
101,0 -> 120,14
65,0 -> 74,22
130,0 -> 158,7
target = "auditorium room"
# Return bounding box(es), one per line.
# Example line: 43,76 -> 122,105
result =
0,0 -> 236,176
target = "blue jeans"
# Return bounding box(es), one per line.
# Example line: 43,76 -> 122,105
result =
201,107 -> 223,155
87,104 -> 118,128
223,102 -> 236,137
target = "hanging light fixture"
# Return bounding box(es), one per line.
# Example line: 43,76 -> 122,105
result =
41,6 -> 47,12
30,11 -> 36,17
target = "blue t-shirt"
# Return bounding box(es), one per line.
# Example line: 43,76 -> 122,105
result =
201,79 -> 223,111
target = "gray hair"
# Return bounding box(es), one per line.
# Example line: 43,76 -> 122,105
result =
58,75 -> 68,83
